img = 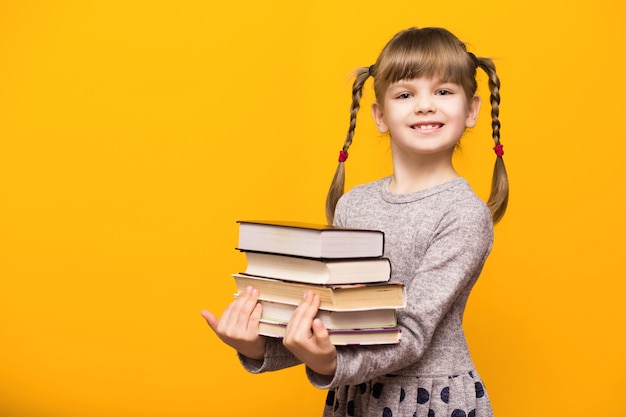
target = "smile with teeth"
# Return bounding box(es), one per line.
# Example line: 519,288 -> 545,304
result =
411,123 -> 443,131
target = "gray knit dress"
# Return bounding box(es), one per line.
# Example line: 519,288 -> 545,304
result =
241,177 -> 495,417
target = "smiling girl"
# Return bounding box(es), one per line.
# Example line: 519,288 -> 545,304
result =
203,27 -> 509,417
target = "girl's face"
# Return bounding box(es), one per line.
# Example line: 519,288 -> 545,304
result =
372,77 -> 480,159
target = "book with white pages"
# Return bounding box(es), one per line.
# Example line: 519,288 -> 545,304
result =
258,300 -> 397,330
242,251 -> 391,285
258,320 -> 402,346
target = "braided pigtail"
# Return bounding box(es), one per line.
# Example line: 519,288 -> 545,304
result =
474,55 -> 509,224
325,66 -> 372,224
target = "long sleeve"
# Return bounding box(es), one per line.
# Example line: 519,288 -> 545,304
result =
307,177 -> 493,388
238,337 -> 302,373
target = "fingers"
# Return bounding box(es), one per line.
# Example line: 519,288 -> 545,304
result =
200,287 -> 267,360
285,291 -> 320,340
220,286 -> 260,332
282,292 -> 337,376
201,286 -> 261,339
295,290 -> 321,323
249,300 -> 263,325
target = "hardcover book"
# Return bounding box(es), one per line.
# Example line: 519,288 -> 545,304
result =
232,273 -> 405,311
237,220 -> 385,259
258,320 -> 402,345
242,251 -> 391,285
258,300 -> 397,330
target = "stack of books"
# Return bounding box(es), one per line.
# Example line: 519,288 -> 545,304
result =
231,220 -> 406,345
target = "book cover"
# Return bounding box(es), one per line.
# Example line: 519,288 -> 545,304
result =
237,220 -> 385,259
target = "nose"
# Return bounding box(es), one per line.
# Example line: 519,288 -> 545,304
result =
414,94 -> 435,113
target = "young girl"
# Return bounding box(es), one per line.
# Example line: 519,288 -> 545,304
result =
203,27 -> 508,417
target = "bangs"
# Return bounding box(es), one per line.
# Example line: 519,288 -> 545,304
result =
379,45 -> 468,84
373,27 -> 476,99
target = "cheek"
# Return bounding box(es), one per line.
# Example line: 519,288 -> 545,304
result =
384,113 -> 407,133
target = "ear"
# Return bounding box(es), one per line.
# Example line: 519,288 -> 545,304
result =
465,95 -> 482,128
371,102 -> 389,134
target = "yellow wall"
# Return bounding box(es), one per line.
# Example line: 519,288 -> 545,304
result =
1,1 -> 625,416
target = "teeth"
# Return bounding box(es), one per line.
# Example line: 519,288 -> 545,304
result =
415,124 -> 440,130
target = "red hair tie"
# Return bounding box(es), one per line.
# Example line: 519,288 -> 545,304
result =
338,150 -> 349,162
493,144 -> 504,157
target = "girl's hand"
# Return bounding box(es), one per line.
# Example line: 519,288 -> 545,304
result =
201,286 -> 266,360
283,291 -> 337,376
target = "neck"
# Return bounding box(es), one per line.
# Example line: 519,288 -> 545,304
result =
388,149 -> 458,194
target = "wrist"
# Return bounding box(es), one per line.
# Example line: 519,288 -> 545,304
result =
312,354 -> 337,376
238,337 -> 266,361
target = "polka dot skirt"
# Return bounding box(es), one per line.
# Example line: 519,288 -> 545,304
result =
323,371 -> 493,417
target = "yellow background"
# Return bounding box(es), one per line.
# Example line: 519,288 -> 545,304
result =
1,1 -> 624,416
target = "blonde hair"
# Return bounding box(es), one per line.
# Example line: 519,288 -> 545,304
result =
325,27 -> 509,224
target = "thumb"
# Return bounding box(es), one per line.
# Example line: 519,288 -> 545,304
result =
201,309 -> 219,331
311,318 -> 331,342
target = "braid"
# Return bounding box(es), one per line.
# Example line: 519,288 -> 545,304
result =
476,56 -> 509,224
325,67 -> 371,224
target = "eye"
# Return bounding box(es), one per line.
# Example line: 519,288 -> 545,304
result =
435,89 -> 452,96
396,92 -> 412,99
